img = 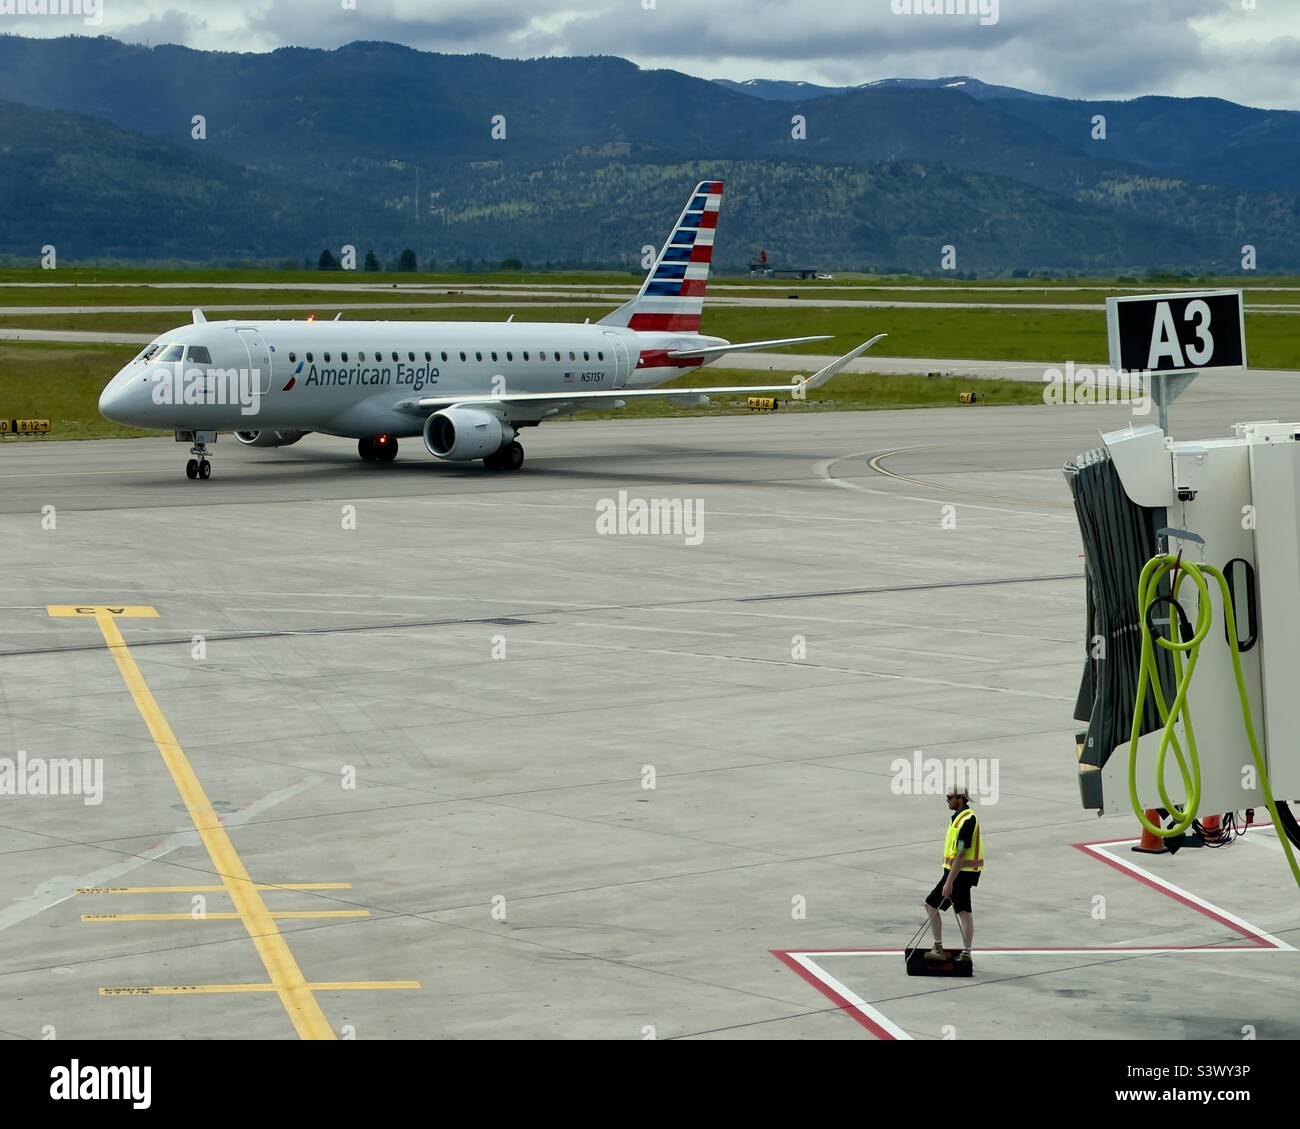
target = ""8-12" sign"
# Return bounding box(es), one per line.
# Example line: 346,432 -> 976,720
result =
0,419 -> 52,435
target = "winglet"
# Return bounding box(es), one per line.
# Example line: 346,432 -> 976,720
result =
192,308 -> 206,324
800,334 -> 887,390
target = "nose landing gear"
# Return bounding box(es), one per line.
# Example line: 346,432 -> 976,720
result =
179,432 -> 216,480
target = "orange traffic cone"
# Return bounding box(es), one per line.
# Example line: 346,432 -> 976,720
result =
1199,814 -> 1225,846
1132,809 -> 1171,854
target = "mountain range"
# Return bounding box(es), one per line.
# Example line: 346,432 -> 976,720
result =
0,37 -> 1296,273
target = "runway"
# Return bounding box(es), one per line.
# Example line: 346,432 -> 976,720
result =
3,391 -> 1299,1039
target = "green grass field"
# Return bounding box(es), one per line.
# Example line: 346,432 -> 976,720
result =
0,266 -> 1289,441
709,287 -> 1300,306
6,303 -> 1296,369
0,290 -> 545,310
0,343 -> 149,439
0,307 -> 601,334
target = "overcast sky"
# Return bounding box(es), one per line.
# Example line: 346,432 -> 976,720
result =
12,0 -> 1300,109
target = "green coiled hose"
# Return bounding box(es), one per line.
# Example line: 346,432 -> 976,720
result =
1130,554 -> 1300,888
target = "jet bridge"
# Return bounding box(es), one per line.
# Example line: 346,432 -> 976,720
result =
1064,290 -> 1300,878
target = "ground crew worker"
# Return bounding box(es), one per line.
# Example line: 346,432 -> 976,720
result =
924,785 -> 983,963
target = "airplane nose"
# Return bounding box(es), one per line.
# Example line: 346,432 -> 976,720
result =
99,370 -> 140,424
98,376 -> 124,422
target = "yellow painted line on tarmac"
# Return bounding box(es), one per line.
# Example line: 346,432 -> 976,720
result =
53,604 -> 338,1040
77,883 -> 353,894
102,981 -> 422,997
84,911 -> 371,922
47,605 -> 160,619
102,984 -> 282,997
304,981 -> 423,992
865,446 -> 1074,510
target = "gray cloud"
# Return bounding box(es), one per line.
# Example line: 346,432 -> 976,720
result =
115,9 -> 208,47
6,0 -> 1299,109
245,0 -> 532,51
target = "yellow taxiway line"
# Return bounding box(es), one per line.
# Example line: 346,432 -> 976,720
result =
102,982 -> 421,997
50,604 -> 340,1040
77,884 -> 353,894
83,911 -> 371,922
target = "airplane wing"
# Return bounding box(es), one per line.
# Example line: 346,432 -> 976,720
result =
666,335 -> 832,358
397,336 -> 885,414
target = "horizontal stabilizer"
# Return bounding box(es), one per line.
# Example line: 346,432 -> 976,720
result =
667,335 -> 833,359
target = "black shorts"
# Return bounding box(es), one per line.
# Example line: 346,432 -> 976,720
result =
926,870 -> 979,914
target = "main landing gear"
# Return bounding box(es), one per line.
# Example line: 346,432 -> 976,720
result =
483,441 -> 524,472
359,435 -> 399,463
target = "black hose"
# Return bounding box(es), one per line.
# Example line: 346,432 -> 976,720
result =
1276,801 -> 1300,850
1064,448 -> 1172,807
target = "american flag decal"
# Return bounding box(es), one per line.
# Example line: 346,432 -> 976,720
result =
564,371 -> 576,384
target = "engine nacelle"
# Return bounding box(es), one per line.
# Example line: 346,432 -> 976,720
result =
233,429 -> 309,448
423,408 -> 508,460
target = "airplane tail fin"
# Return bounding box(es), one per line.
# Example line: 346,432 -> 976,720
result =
599,180 -> 722,333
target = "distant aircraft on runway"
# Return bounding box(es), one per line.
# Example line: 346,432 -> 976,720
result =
98,181 -> 884,479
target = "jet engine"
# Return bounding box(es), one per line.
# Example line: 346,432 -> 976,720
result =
422,408 -> 509,460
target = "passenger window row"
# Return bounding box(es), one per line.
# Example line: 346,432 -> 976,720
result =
285,349 -> 607,364
145,344 -> 610,367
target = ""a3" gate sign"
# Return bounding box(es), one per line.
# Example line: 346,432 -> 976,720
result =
1106,289 -> 1247,377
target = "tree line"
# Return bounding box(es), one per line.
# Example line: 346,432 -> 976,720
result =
315,249 -> 527,272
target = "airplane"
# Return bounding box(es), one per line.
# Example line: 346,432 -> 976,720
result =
98,180 -> 885,479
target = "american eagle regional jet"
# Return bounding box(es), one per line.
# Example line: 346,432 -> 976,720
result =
98,181 -> 884,479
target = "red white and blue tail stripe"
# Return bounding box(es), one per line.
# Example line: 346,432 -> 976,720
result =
599,180 -> 722,333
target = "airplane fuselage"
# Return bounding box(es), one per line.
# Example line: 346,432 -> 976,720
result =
100,319 -> 723,436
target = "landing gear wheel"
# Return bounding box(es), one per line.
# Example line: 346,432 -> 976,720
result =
502,440 -> 524,471
359,436 -> 397,463
185,439 -> 214,480
483,450 -> 503,471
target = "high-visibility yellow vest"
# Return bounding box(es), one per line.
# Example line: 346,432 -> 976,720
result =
943,809 -> 984,872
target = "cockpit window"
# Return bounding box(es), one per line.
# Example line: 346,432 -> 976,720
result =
137,344 -> 161,363
187,346 -> 213,365
158,344 -> 185,363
